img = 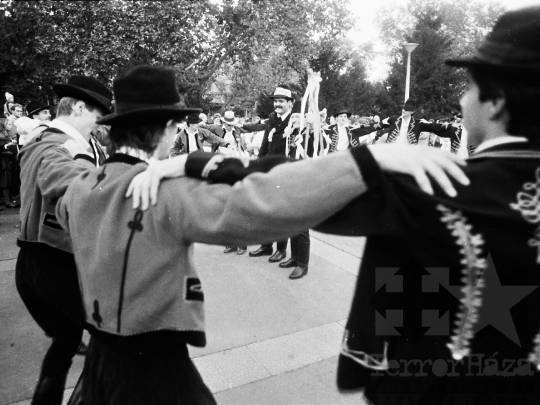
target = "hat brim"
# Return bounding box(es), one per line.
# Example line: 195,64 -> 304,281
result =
96,107 -> 201,125
445,56 -> 540,72
221,117 -> 239,126
269,95 -> 294,100
53,83 -> 112,114
333,112 -> 352,118
27,105 -> 51,116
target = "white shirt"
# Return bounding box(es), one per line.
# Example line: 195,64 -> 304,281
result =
396,115 -> 412,145
336,125 -> 349,151
222,127 -> 237,148
474,135 -> 528,153
186,129 -> 199,153
276,109 -> 291,122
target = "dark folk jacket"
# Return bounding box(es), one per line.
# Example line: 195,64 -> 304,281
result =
325,124 -> 358,153
382,115 -> 450,144
315,140 -> 540,404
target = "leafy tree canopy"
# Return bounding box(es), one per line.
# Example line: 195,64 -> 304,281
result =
0,0 -> 353,108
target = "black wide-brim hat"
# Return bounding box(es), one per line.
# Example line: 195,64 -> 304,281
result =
332,108 -> 351,118
53,76 -> 113,114
97,66 -> 200,125
26,100 -> 50,116
446,7 -> 540,74
185,112 -> 203,124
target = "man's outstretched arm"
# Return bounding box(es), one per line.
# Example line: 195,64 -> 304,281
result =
126,145 -> 469,212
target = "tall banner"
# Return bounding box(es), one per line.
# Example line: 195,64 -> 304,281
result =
298,69 -> 322,158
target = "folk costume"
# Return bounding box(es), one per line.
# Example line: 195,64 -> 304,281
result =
171,113 -> 228,156
15,76 -> 112,405
436,122 -> 477,157
281,125 -> 323,278
315,9 -> 540,404
57,66 -> 373,405
326,109 -> 358,153
379,99 -> 450,145
249,85 -> 296,260
351,122 -> 386,146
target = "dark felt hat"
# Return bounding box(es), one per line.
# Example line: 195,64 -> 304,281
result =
332,108 -> 351,118
53,76 -> 112,114
446,7 -> 540,73
269,84 -> 294,100
26,100 -> 50,117
185,113 -> 203,124
403,98 -> 416,112
97,66 -> 200,125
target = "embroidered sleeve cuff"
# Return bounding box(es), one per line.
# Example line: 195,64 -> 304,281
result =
349,145 -> 384,190
185,151 -> 223,179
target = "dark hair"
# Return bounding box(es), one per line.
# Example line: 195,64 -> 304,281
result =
470,67 -> 540,138
109,120 -> 169,154
10,103 -> 22,112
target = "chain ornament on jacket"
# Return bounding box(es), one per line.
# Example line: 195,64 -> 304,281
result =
386,117 -> 418,145
437,204 -> 486,361
510,167 -> 540,264
510,167 -> 540,369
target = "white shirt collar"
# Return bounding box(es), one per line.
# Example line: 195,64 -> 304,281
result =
48,119 -> 90,149
474,136 -> 528,153
114,146 -> 153,163
277,109 -> 291,120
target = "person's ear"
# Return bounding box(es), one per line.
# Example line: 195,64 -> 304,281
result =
73,101 -> 86,116
489,96 -> 506,120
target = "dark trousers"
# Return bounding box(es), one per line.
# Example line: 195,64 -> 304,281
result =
290,230 -> 310,265
15,243 -> 85,405
262,240 -> 288,251
71,332 -> 216,405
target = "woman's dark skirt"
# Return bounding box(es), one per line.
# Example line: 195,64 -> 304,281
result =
73,331 -> 216,405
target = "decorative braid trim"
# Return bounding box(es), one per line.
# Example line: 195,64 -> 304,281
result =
510,167 -> 540,369
437,204 -> 486,360
340,330 -> 389,371
201,154 -> 225,178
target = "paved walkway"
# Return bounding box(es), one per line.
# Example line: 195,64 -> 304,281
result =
0,207 -> 368,405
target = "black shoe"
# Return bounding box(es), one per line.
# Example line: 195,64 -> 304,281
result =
289,265 -> 308,280
223,247 -> 236,254
6,201 -> 20,208
249,246 -> 273,257
269,250 -> 287,263
279,258 -> 297,268
237,247 -> 247,255
75,341 -> 88,356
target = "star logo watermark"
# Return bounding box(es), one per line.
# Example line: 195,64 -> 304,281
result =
373,255 -> 538,345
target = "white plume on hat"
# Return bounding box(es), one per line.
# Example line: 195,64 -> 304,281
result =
5,92 -> 13,101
